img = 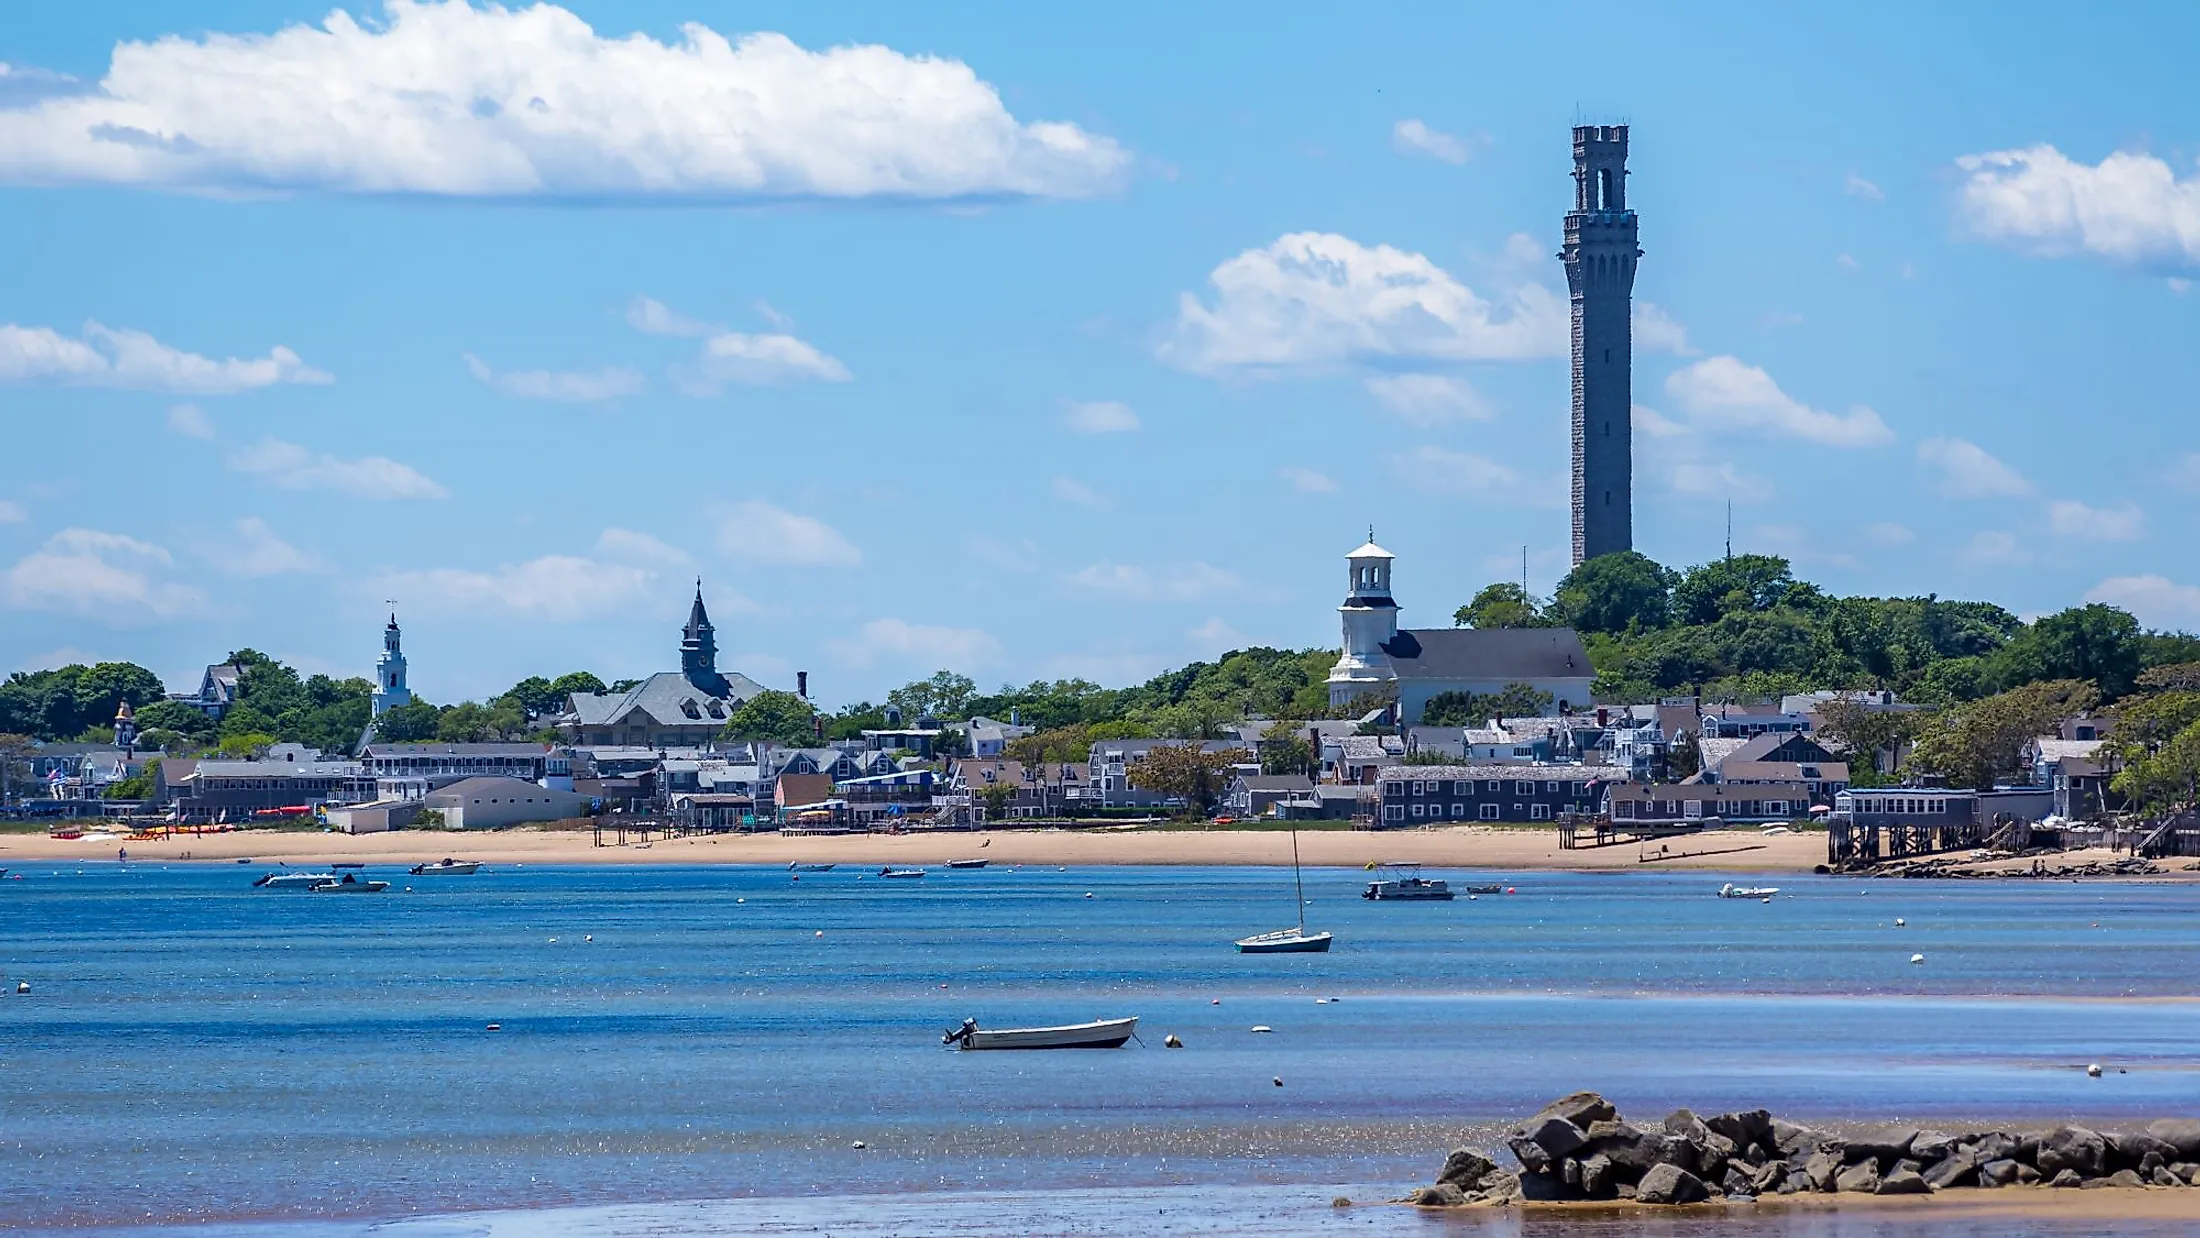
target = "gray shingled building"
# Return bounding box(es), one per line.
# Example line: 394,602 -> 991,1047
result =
558,586 -> 770,749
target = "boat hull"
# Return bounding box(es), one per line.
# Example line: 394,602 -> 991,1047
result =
410,862 -> 480,875
945,859 -> 989,869
1362,883 -> 1455,901
955,1017 -> 1138,1050
312,880 -> 389,894
1235,931 -> 1333,954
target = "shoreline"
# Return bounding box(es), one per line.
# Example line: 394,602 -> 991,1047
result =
3,824 -> 2190,880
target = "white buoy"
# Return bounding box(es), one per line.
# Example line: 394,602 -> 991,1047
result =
815,930 -> 824,937
584,935 -> 594,942
1250,1025 -> 1273,1034
1895,918 -> 1906,927
1910,953 -> 1926,965
1084,892 -> 1094,899
15,981 -> 27,994
852,1140 -> 867,1149
2087,1063 -> 2103,1078
548,937 -> 557,943
1315,998 -> 1329,1004
736,897 -> 745,904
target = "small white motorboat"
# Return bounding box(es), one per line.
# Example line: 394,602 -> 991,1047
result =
409,858 -> 480,876
254,871 -> 337,890
879,867 -> 926,879
1718,882 -> 1780,899
943,1016 -> 1138,1050
1235,928 -> 1333,954
311,874 -> 390,894
788,862 -> 836,872
945,858 -> 990,870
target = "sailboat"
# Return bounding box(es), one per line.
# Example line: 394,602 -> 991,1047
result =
1234,826 -> 1333,953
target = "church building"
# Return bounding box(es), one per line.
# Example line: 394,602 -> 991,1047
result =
559,585 -> 771,749
1326,535 -> 1596,723
372,612 -> 412,718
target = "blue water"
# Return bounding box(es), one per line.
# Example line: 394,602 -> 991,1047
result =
3,861 -> 2198,1234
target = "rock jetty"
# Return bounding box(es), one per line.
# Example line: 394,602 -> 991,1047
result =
1412,1092 -> 2200,1207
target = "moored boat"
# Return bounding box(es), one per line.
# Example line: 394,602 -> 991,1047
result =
1718,883 -> 1780,899
945,858 -> 990,869
311,874 -> 389,893
942,1016 -> 1138,1050
409,858 -> 480,876
1234,928 -> 1334,953
879,867 -> 926,879
254,871 -> 338,890
788,862 -> 836,872
1361,863 -> 1455,901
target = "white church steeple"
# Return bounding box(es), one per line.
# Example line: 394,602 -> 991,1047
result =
1327,529 -> 1400,707
371,611 -> 412,718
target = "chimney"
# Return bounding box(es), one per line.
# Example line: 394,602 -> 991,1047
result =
797,670 -> 809,699
1596,707 -> 1608,727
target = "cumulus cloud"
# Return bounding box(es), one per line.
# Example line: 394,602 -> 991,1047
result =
1163,232 -> 1565,375
1665,356 -> 1894,447
215,516 -> 316,577
0,2 -> 1127,202
370,555 -> 654,620
1278,466 -> 1336,494
2048,499 -> 2144,542
166,403 -> 214,438
1060,399 -> 1139,434
1632,301 -> 1694,355
1631,403 -> 1771,504
1916,436 -> 2032,499
1955,144 -> 2200,271
594,527 -> 689,567
2,527 -> 201,618
228,437 -> 448,499
1391,118 -> 1479,165
625,295 -> 717,337
0,321 -> 328,393
464,353 -> 644,402
713,498 -> 860,567
691,331 -> 850,387
1363,374 -> 1490,425
1051,476 -> 1105,507
1066,561 -> 1239,602
1667,460 -> 1773,504
2086,574 -> 2200,627
828,617 -> 1004,671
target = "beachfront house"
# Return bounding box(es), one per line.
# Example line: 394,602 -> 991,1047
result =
1374,764 -> 1630,826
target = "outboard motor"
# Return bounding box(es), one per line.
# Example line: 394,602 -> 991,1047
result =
942,1018 -> 978,1046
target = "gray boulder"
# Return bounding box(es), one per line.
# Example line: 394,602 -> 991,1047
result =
1591,1126 -> 1662,1173
2152,1166 -> 2187,1188
1410,1183 -> 1466,1207
1584,1118 -> 1637,1142
1803,1149 -> 1843,1192
1876,1166 -> 1931,1195
2097,1168 -> 2146,1189
1707,1109 -> 1774,1153
2037,1126 -> 2108,1179
1721,1165 -> 1757,1197
1835,1160 -> 1882,1194
2048,1168 -> 2084,1189
1923,1153 -> 1977,1190
1518,1171 -> 1571,1201
1966,1132 -> 2018,1165
1532,1091 -> 1617,1130
1909,1130 -> 1957,1162
1438,1147 -> 1498,1188
1772,1118 -> 1828,1159
1978,1158 -> 2020,1189
2108,1131 -> 2175,1171
2148,1119 -> 2200,1160
1507,1136 -> 1551,1175
1527,1115 -> 1588,1161
1652,1133 -> 1703,1177
2175,1162 -> 2200,1185
1845,1127 -> 1919,1163
2014,1162 -> 2041,1185
1636,1162 -> 1709,1205
1578,1152 -> 1613,1198
1750,1160 -> 1789,1193
1473,1169 -> 1523,1205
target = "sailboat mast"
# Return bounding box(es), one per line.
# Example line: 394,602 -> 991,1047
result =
1291,826 -> 1307,933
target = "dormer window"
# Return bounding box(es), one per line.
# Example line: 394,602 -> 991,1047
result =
681,699 -> 701,719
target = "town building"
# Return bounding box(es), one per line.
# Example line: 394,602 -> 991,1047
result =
154,757 -> 376,820
559,585 -> 770,748
1221,773 -> 1317,819
371,612 -> 412,718
358,741 -> 564,800
421,776 -> 586,829
1087,738 -> 1255,809
172,662 -> 242,720
1325,536 -> 1596,721
1609,781 -> 1814,825
1375,764 -> 1630,825
1565,124 -> 1638,565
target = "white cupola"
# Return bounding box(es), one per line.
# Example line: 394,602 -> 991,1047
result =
1327,530 -> 1400,703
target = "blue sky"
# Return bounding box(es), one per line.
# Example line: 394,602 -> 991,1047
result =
3,1 -> 2198,706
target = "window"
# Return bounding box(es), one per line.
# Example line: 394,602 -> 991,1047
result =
1384,805 -> 1404,822
1546,780 -> 1561,793
1453,780 -> 1471,795
1410,804 -> 1424,819
1382,781 -> 1403,796
1486,780 -> 1501,792
1479,804 -> 1499,821
1614,801 -> 1635,819
1451,803 -> 1465,819
1531,804 -> 1551,821
1515,780 -> 1534,795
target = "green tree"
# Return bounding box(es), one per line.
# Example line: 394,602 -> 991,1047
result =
1125,743 -> 1251,814
374,698 -> 442,742
1453,582 -> 1548,629
1550,551 -> 1676,634
436,701 -> 496,743
1420,683 -> 1556,726
721,690 -> 818,744
216,732 -> 278,758
2107,689 -> 2200,811
887,671 -> 979,720
109,760 -> 159,800
1259,721 -> 1314,776
1814,698 -> 1923,779
1672,554 -> 1798,626
978,781 -> 1019,820
134,699 -> 216,742
1986,604 -> 2142,699
1667,730 -> 1701,780
1910,679 -> 2099,790
0,733 -> 33,806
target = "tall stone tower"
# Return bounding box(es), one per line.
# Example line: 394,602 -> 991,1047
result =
1563,124 -> 1639,565
680,580 -> 729,697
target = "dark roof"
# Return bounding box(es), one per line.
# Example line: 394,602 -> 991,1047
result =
1727,732 -> 1836,765
361,743 -> 550,758
1381,627 -> 1593,681
1377,763 -> 1631,782
1232,774 -> 1317,793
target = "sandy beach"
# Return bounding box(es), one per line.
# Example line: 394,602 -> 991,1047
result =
7,822 -> 2183,879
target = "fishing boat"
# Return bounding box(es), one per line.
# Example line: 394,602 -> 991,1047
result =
945,858 -> 990,870
879,867 -> 926,879
1718,882 -> 1780,899
1464,883 -> 1504,895
1235,825 -> 1332,952
942,1016 -> 1138,1050
788,862 -> 836,872
311,874 -> 389,894
409,858 -> 480,876
1361,862 -> 1455,901
253,871 -> 338,890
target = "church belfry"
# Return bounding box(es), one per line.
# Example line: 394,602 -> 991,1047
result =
680,580 -> 728,696
371,612 -> 411,718
1563,124 -> 1639,565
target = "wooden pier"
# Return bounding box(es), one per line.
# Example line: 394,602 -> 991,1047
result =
1825,813 -> 1995,867
1557,813 -> 1709,850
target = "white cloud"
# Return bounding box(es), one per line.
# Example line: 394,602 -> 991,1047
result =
1164,232 -> 1565,375
1630,403 -> 1770,504
464,353 -> 644,402
1845,174 -> 1884,202
692,331 -> 850,387
1051,476 -> 1105,507
1066,561 -> 1240,602
0,321 -> 328,393
828,617 -> 1003,671
1915,436 -> 2033,499
0,2 -> 1127,202
1391,118 -> 1477,165
625,295 -> 717,337
2086,575 -> 2200,628
166,403 -> 214,438
1060,399 -> 1139,434
1955,144 -> 2200,271
1863,521 -> 1916,547
594,527 -> 690,567
1278,466 -> 1336,494
1363,374 -> 1491,425
1963,530 -> 2026,565
229,437 -> 448,499
370,555 -> 654,621
215,516 -> 316,577
1664,356 -> 1894,447
0,498 -> 23,524
2,527 -> 200,618
1632,301 -> 1694,355
713,499 -> 860,567
2048,499 -> 2144,542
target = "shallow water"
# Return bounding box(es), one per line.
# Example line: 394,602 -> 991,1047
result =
3,861 -> 2197,1233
